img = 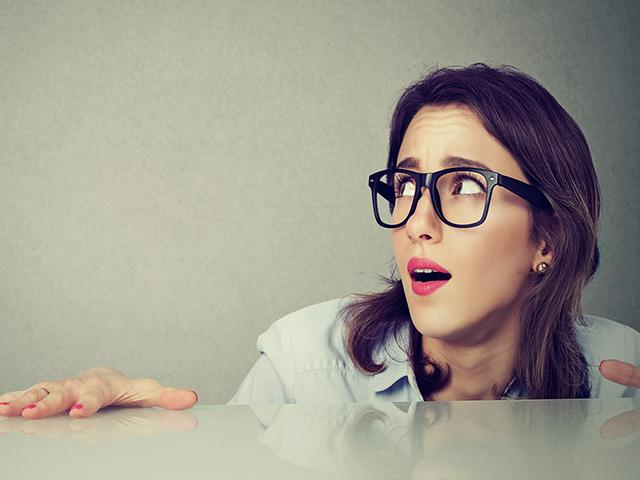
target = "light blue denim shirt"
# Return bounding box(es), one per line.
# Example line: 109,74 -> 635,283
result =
227,296 -> 640,404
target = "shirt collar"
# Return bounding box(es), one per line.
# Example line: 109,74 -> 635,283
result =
371,322 -> 412,393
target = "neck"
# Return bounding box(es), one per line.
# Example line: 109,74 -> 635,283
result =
421,314 -> 521,401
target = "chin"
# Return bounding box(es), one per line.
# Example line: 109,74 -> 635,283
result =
413,323 -> 465,341
408,303 -> 457,336
407,300 -> 484,343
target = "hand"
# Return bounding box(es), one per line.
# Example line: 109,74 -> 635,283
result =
598,359 -> 640,388
0,367 -> 198,419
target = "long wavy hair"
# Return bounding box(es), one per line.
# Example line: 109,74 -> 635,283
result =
339,63 -> 600,399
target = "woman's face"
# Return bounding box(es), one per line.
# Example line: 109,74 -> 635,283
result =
392,105 -> 547,345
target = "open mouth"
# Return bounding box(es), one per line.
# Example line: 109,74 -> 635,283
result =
411,270 -> 452,282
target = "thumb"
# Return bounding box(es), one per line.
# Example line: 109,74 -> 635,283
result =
154,387 -> 199,410
599,359 -> 640,388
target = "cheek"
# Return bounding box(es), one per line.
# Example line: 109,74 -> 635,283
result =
486,201 -> 534,263
457,211 -> 534,301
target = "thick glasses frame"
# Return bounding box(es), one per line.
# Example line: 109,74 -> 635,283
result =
368,167 -> 553,229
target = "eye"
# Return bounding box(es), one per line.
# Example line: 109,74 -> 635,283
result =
451,173 -> 486,195
394,175 -> 416,198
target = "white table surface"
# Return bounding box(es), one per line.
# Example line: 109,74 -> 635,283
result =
1,397 -> 638,479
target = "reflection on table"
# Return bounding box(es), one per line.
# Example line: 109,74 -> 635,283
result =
1,397 -> 638,479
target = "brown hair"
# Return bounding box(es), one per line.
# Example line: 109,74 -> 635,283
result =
339,63 -> 600,399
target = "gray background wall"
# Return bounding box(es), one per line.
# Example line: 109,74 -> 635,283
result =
1,0 -> 638,404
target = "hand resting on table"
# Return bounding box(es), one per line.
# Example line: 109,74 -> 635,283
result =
0,367 -> 198,419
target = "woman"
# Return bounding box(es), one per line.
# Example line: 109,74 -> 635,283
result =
1,64 -> 638,418
226,63 -> 639,403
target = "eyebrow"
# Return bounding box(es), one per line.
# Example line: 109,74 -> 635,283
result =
396,155 -> 491,171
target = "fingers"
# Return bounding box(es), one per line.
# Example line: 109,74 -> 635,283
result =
1,375 -> 114,420
20,386 -> 77,419
0,389 -> 28,403
1,375 -> 199,420
599,359 -> 640,388
0,387 -> 52,417
68,374 -> 115,418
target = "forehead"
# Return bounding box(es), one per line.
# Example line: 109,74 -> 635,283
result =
405,104 -> 483,135
398,105 -> 526,181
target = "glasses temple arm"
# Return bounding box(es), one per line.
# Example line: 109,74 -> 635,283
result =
375,180 -> 396,203
500,176 -> 552,210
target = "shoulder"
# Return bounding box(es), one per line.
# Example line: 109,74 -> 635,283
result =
253,295 -> 375,402
576,313 -> 640,366
255,295 -> 356,372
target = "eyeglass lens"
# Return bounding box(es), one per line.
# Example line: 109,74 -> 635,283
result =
375,170 -> 488,226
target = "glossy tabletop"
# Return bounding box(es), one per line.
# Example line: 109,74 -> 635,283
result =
1,397 -> 639,479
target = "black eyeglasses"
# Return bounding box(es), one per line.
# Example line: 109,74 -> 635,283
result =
368,167 -> 552,229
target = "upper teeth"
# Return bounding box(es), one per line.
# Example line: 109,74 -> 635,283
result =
414,269 -> 438,273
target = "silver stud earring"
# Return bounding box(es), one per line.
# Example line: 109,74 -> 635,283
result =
535,262 -> 549,274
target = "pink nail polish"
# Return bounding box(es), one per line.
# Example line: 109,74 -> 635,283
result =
72,403 -> 84,410
24,404 -> 37,409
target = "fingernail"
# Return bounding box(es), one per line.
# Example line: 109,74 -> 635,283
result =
24,404 -> 37,409
0,402 -> 10,405
599,360 -> 604,369
190,390 -> 199,403
72,403 -> 84,410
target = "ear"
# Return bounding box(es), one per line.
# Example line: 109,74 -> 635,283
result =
532,238 -> 553,271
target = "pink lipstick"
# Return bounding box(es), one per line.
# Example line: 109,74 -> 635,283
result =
407,257 -> 452,296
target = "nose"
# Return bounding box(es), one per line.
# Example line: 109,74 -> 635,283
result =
404,186 -> 443,242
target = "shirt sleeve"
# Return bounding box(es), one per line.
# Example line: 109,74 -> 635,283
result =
226,353 -> 290,405
226,316 -> 297,405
